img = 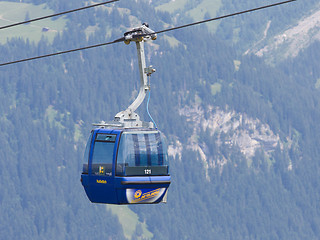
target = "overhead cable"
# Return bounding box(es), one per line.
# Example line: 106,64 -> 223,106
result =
0,0 -> 119,30
0,40 -> 121,67
154,0 -> 297,35
0,0 -> 297,67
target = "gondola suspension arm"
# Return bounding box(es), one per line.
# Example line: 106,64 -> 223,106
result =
114,23 -> 156,128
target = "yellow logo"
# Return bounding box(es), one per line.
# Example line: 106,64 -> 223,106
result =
132,188 -> 160,203
96,179 -> 107,184
99,166 -> 104,175
134,190 -> 142,199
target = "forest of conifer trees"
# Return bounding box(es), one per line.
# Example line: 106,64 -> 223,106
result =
0,0 -> 320,239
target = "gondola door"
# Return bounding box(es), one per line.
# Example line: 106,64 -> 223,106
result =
81,129 -> 121,204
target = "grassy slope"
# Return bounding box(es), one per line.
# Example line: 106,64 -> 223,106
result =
187,0 -> 222,32
156,0 -> 222,32
107,205 -> 153,240
0,1 -> 66,44
155,0 -> 188,14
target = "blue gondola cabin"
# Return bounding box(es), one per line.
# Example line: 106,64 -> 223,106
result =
81,128 -> 171,204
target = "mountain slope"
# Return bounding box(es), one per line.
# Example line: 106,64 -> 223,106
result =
1,0 -> 320,239
246,4 -> 320,63
0,1 -> 66,44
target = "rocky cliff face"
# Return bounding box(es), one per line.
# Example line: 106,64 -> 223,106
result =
245,5 -> 320,63
168,103 -> 292,180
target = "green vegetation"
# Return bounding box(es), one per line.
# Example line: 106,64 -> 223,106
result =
186,0 -> 221,32
210,82 -> 221,96
315,78 -> 320,89
74,122 -> 83,142
45,105 -> 66,130
155,0 -> 187,14
156,0 -> 222,32
107,205 -> 153,240
187,0 -> 221,20
163,35 -> 183,48
0,0 -> 320,239
233,60 -> 241,71
0,1 -> 66,44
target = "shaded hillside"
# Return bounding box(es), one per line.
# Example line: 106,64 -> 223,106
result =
1,0 -> 320,239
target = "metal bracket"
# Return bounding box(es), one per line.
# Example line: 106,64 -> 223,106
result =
123,23 -> 157,45
145,66 -> 156,76
112,24 -> 157,128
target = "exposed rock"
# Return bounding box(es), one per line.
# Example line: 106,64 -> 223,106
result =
179,104 -> 280,159
245,7 -> 320,62
168,139 -> 183,161
167,103 -> 294,180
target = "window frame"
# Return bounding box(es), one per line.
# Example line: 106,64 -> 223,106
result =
90,132 -> 118,176
115,130 -> 169,177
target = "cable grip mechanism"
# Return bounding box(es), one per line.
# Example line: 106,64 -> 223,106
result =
123,23 -> 157,45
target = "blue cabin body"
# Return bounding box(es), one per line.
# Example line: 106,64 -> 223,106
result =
81,128 -> 171,204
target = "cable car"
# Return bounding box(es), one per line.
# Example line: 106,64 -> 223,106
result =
81,24 -> 171,204
81,128 -> 170,204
